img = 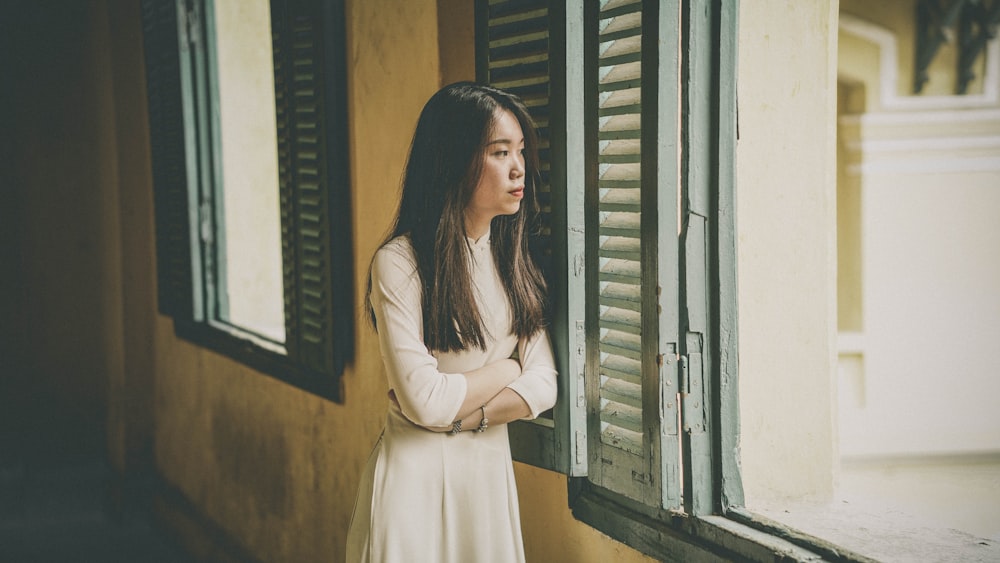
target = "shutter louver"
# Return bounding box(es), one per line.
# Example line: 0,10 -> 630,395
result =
271,0 -> 348,394
477,0 -> 589,476
587,0 -> 659,502
142,0 -> 199,320
480,0 -> 553,262
272,1 -> 295,351
142,0 -> 351,397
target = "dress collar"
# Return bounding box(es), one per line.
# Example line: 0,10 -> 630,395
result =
466,228 -> 491,251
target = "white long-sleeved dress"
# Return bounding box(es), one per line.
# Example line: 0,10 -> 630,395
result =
346,233 -> 558,563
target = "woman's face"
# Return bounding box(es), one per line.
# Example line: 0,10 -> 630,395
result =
464,109 -> 525,239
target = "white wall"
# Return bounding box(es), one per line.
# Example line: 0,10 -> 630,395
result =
736,0 -> 840,506
838,109 -> 1000,457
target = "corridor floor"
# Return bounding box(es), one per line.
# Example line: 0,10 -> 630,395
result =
0,444 -> 194,563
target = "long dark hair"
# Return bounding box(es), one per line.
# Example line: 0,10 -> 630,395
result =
367,82 -> 547,352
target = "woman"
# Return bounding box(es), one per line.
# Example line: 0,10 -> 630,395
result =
346,82 -> 558,562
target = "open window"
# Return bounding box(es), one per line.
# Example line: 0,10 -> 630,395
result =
141,0 -> 352,399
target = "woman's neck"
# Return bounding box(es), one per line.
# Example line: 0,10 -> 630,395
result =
464,214 -> 490,243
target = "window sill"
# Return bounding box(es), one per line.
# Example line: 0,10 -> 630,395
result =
742,502 -> 1000,563
569,482 -> 834,562
566,479 -> 995,562
173,319 -> 341,402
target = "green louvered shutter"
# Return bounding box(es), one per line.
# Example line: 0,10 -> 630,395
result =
476,0 -> 553,256
476,0 -> 588,476
584,0 -> 681,509
142,0 -> 201,320
272,0 -> 352,397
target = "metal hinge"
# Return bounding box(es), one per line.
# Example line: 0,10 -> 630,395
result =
657,344 -> 678,429
679,354 -> 690,395
679,354 -> 705,433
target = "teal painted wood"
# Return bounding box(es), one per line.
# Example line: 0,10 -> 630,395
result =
680,0 -> 743,517
549,0 -> 589,477
649,0 -> 683,512
585,0 -> 654,504
573,490 -> 736,562
638,0 -> 664,510
680,0 -> 717,517
715,0 -> 744,512
140,0 -> 204,321
184,0 -> 218,326
177,0 -> 206,323
476,0 -> 588,476
199,0 -> 230,325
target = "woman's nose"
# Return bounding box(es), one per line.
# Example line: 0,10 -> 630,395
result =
511,156 -> 524,178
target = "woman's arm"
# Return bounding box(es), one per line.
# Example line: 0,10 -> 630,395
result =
390,384 -> 529,433
450,388 -> 532,432
454,357 -> 521,419
371,242 -> 520,428
505,328 -> 558,419
425,329 -> 558,433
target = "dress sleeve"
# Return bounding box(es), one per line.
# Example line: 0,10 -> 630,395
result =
506,328 -> 558,420
370,242 -> 467,427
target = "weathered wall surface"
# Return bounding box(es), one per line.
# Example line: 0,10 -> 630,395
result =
149,0 -> 441,559
1,1 -> 120,460
736,0 -> 840,506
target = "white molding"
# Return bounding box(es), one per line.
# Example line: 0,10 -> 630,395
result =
838,332 -> 865,355
845,135 -> 1000,153
839,107 -> 1000,126
847,156 -> 1000,175
839,14 -> 1000,111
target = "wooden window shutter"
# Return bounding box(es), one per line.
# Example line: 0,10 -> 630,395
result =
271,0 -> 352,395
679,0 -> 741,516
583,0 -> 682,509
141,0 -> 201,321
476,0 -> 588,476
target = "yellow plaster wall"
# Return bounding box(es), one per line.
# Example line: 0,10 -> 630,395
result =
840,0 -> 988,102
151,0 -> 443,560
841,0 -> 919,98
96,0 -> 160,481
1,1 -> 118,458
836,83 -> 864,333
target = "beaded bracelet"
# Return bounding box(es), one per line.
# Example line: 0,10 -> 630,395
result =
476,404 -> 489,433
449,419 -> 462,435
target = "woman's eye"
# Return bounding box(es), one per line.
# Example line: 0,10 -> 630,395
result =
495,150 -> 509,157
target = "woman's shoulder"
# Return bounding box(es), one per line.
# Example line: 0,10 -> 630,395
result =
376,235 -> 415,263
372,235 -> 417,283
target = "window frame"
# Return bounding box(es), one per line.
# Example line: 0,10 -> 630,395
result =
479,1 -> 879,561
141,0 -> 352,401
